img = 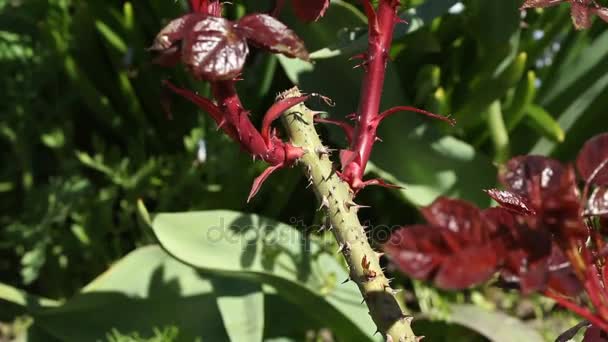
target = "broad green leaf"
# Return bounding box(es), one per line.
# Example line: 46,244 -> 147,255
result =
151,210 -> 378,341
449,304 -> 544,342
34,246 -> 230,341
214,280 -> 264,342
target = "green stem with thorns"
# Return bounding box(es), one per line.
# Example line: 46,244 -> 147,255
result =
279,87 -> 418,342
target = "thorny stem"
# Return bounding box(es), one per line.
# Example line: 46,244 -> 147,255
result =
279,87 -> 418,342
544,290 -> 608,333
342,0 -> 400,191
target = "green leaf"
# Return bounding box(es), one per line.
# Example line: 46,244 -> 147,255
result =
214,280 -> 264,342
0,282 -> 60,309
449,304 -> 544,342
151,210 -> 377,341
33,246 -> 230,341
525,105 -> 565,143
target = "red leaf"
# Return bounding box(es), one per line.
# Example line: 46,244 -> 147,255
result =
520,0 -> 566,9
182,16 -> 249,80
385,198 -> 506,289
291,0 -> 330,22
420,197 -> 488,243
501,155 -> 567,198
571,1 -> 594,30
484,188 -> 536,215
150,14 -> 205,52
236,14 -> 309,60
384,225 -> 451,280
586,186 -> 608,217
546,246 -> 583,297
434,242 -> 501,290
577,133 -> 608,186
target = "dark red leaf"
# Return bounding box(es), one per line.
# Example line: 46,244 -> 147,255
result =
546,246 -> 582,297
520,0 -> 566,9
385,198 -> 506,289
182,16 -> 249,80
150,14 -> 205,52
586,186 -> 608,217
291,0 -> 330,22
495,212 -> 554,294
577,133 -> 608,186
384,225 -> 450,280
484,189 -> 536,215
571,1 -> 593,30
500,155 -> 567,199
236,14 -> 309,60
434,242 -> 501,289
420,197 -> 488,243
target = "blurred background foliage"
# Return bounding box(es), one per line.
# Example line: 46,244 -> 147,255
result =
0,0 -> 606,341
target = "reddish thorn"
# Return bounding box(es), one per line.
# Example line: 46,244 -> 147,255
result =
377,106 -> 456,126
395,14 -> 408,25
349,53 -> 367,61
361,178 -> 403,191
310,93 -> 335,107
346,112 -> 358,121
247,164 -> 283,203
314,117 -> 354,144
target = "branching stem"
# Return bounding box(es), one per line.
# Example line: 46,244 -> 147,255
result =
279,87 -> 417,342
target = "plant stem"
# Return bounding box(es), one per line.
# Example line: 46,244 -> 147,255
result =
279,87 -> 417,342
342,0 -> 400,189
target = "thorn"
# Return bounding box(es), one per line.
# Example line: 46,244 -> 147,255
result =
376,251 -> 385,258
336,242 -> 351,254
315,145 -> 335,157
416,336 -> 425,342
361,298 -> 366,304
402,315 -> 414,324
375,136 -> 383,142
349,53 -> 367,61
341,277 -> 350,284
310,92 -> 335,107
344,200 -> 370,212
306,179 -> 314,188
374,330 -> 381,336
318,196 -> 330,211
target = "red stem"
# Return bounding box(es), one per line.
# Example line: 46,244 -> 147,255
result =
342,0 -> 400,190
544,290 -> 608,333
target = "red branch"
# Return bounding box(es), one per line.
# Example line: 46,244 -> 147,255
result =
544,290 -> 608,333
339,0 -> 400,192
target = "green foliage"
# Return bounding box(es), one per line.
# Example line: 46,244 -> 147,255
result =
1,0 -> 607,340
